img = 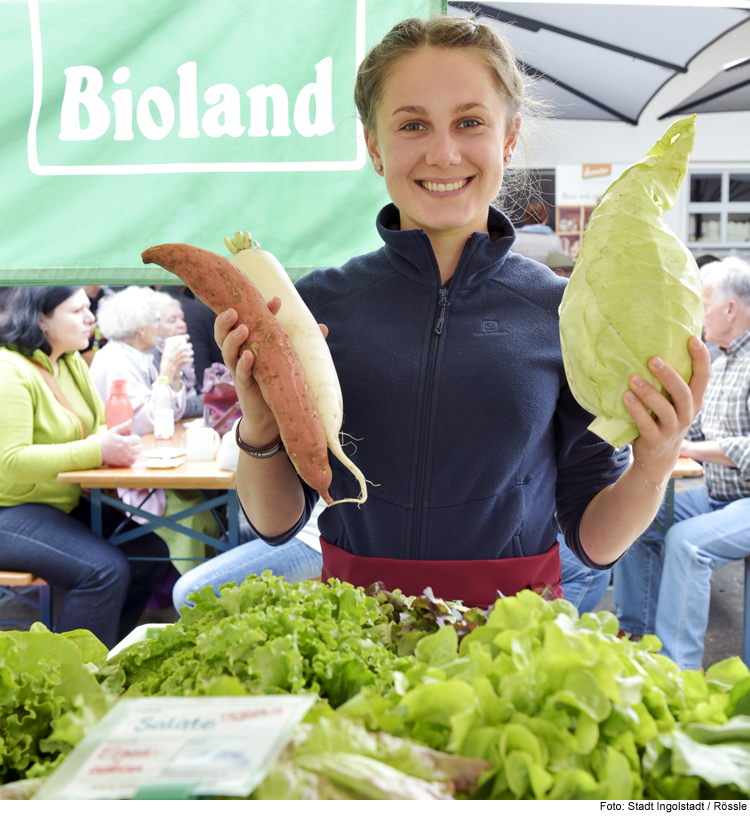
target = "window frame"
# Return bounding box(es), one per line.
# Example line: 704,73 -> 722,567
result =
686,167 -> 750,250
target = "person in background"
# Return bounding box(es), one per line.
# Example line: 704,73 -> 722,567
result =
156,285 -> 223,394
214,16 -> 708,606
172,499 -> 325,609
546,251 -> 575,278
0,286 -> 169,648
695,254 -> 720,269
695,255 -> 723,363
150,292 -> 203,419
89,287 -> 190,433
79,285 -> 110,366
558,532 -> 612,614
510,197 -> 565,264
89,286 -> 219,578
614,256 -> 750,669
0,286 -> 15,312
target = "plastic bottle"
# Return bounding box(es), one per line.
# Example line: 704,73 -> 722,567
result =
104,379 -> 133,434
153,375 -> 174,440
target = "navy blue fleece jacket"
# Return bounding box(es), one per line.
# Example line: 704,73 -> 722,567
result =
248,204 -> 629,568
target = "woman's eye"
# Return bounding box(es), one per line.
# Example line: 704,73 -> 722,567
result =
458,118 -> 481,129
402,122 -> 425,131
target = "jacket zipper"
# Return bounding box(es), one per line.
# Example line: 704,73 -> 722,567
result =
411,285 -> 450,559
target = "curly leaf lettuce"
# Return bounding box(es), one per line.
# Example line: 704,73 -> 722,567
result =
338,590 -> 749,799
0,624 -> 113,783
559,114 -> 704,448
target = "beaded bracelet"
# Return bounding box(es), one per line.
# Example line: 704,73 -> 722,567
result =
235,417 -> 284,459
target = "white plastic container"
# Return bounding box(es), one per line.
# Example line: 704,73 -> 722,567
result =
152,375 -> 174,440
107,623 -> 169,660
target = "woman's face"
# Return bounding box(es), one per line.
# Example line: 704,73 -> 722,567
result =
138,319 -> 160,352
365,47 -> 520,243
157,301 -> 187,340
42,288 -> 95,354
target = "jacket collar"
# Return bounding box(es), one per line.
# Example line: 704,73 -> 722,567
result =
376,203 -> 516,289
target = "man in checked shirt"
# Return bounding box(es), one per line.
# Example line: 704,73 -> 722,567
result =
613,256 -> 750,670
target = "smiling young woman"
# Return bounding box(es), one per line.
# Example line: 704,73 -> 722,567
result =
212,15 -> 709,608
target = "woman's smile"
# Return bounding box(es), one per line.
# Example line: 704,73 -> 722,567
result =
419,177 -> 471,193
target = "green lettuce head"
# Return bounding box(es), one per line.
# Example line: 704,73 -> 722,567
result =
559,114 -> 703,449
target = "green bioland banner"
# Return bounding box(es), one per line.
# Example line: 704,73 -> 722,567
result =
0,0 -> 440,285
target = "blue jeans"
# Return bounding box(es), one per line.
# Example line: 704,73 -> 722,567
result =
613,486 -> 750,670
559,533 -> 612,614
0,499 -> 169,649
172,538 -> 322,608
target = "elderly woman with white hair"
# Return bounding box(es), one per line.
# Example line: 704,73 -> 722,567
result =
89,286 -> 192,433
149,291 -> 203,420
89,286 -> 218,576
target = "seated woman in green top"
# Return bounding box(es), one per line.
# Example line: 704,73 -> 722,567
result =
0,286 -> 170,648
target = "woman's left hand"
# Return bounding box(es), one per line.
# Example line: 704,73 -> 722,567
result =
624,335 -> 711,483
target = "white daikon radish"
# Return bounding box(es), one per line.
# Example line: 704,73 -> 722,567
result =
224,230 -> 368,505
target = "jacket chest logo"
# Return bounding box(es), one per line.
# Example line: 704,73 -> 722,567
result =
476,320 -> 508,335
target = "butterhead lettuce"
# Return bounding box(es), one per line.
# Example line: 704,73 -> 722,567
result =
559,115 -> 703,448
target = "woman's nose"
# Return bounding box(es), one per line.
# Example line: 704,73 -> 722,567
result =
425,129 -> 461,168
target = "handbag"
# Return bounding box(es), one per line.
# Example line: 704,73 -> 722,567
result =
201,362 -> 241,435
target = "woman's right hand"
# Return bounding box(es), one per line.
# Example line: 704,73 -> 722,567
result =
160,336 -> 194,390
214,302 -> 282,450
97,420 -> 141,467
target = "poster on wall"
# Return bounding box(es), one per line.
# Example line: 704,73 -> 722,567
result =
554,163 -> 627,260
0,0 -> 441,286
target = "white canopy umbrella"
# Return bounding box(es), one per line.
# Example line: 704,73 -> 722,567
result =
448,1 -> 750,124
660,54 -> 750,118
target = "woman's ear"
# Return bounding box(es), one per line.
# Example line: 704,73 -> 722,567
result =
365,130 -> 383,174
37,313 -> 47,334
505,113 -> 521,157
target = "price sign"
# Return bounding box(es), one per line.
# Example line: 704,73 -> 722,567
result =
35,695 -> 316,800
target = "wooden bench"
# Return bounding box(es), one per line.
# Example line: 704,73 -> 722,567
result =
0,571 -> 53,629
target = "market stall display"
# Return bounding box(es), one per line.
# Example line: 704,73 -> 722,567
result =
1,575 -> 749,800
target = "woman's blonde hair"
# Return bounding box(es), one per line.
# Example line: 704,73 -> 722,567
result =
354,16 -> 531,135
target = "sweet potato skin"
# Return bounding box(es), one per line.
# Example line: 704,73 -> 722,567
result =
142,243 -> 333,503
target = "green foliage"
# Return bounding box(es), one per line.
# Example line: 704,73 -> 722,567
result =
336,590 -> 749,800
2,576 -> 750,800
0,623 -> 115,784
108,575 -> 419,706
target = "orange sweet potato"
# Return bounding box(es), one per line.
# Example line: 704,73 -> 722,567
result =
141,243 -> 333,503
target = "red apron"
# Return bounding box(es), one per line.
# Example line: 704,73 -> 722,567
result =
320,538 -> 563,608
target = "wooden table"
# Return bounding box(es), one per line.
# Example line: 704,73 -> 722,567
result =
58,421 -> 239,559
